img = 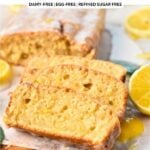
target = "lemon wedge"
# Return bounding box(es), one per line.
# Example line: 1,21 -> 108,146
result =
129,65 -> 150,115
0,59 -> 12,85
118,117 -> 144,142
125,7 -> 150,40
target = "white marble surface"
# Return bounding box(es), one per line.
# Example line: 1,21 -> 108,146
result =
109,25 -> 146,65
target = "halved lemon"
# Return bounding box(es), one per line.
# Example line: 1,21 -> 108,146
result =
129,65 -> 150,115
0,59 -> 12,85
125,7 -> 150,40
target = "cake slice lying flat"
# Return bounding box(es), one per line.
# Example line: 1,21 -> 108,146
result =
4,83 -> 120,150
22,65 -> 128,120
26,55 -> 126,81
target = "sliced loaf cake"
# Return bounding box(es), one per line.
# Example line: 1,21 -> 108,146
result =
22,65 -> 128,120
26,55 -> 127,81
4,83 -> 120,150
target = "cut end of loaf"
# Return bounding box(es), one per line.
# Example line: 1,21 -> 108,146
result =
0,32 -> 94,66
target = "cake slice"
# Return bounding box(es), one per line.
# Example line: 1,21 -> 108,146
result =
4,83 -> 120,150
22,65 -> 128,120
26,55 -> 127,81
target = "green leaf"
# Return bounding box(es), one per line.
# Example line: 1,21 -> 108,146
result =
0,126 -> 5,145
112,60 -> 140,75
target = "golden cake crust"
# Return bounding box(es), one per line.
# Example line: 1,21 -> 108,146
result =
8,119 -> 120,150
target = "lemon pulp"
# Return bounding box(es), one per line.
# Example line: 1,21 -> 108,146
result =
128,9 -> 150,30
125,7 -> 150,39
118,117 -> 144,142
129,65 -> 150,115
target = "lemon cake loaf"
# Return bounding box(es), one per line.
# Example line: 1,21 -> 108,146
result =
22,65 -> 128,120
0,9 -> 105,65
26,55 -> 126,81
4,83 -> 120,150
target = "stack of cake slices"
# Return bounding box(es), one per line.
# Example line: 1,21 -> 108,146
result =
4,56 -> 128,150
